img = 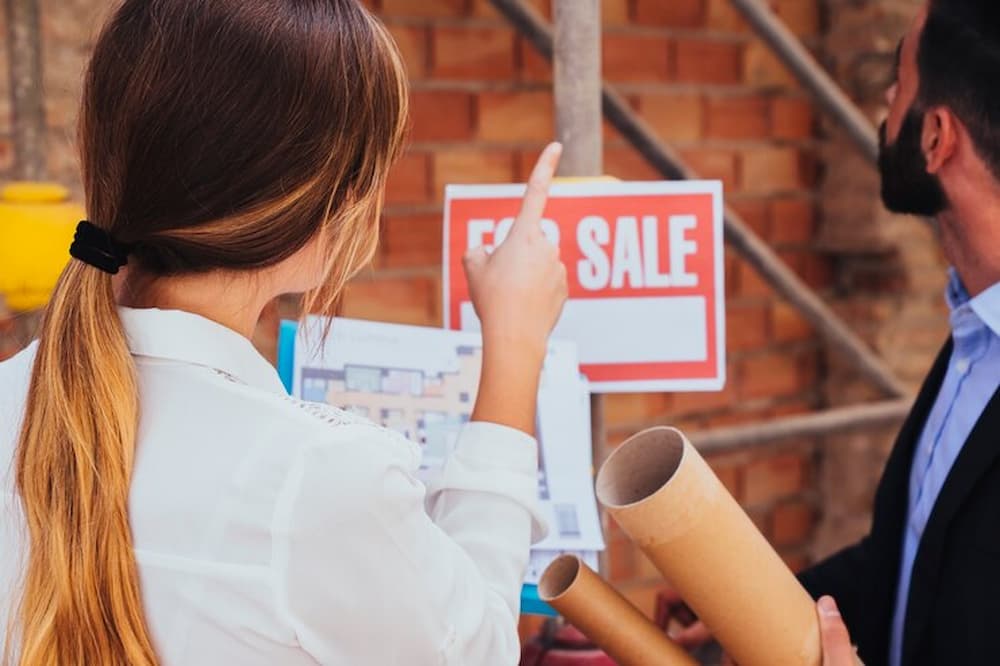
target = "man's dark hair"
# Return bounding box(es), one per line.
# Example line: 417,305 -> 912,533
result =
919,0 -> 1000,178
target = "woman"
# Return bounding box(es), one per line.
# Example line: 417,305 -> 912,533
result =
0,1 -> 567,664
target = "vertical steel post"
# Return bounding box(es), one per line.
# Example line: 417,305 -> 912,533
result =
553,0 -> 603,178
5,0 -> 47,180
552,0 -> 608,575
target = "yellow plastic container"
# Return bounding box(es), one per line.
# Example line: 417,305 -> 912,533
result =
0,182 -> 84,311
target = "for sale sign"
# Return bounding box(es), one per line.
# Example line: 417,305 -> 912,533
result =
443,180 -> 725,393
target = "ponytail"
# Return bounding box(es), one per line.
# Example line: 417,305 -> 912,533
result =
12,260 -> 156,665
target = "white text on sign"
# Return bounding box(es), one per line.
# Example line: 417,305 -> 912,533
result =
467,214 -> 699,291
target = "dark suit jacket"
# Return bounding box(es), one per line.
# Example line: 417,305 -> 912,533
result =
800,341 -> 1000,666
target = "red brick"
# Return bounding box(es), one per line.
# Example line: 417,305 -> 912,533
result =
602,0 -> 631,26
381,0 -> 468,18
771,97 -> 815,140
743,41 -> 797,88
605,392 -> 672,426
768,399 -> 816,419
799,149 -> 821,188
431,26 -> 516,80
705,95 -> 770,140
708,461 -> 743,501
377,213 -> 442,269
410,90 -> 475,142
432,149 -> 516,200
387,24 -> 429,80
770,197 -> 815,245
639,93 -> 702,142
469,0 -> 499,17
477,91 -> 554,142
385,153 -> 430,205
771,302 -> 814,343
604,146 -> 661,181
771,500 -> 816,546
726,303 -> 770,352
772,0 -> 820,38
725,249 -> 741,299
517,37 -> 551,83
706,0 -> 747,32
608,536 -> 637,582
782,250 -> 834,290
730,199 -> 770,239
747,506 -> 770,535
634,0 -> 705,27
738,351 -> 806,400
668,369 -> 737,415
741,147 -> 803,194
743,452 -> 807,505
606,430 -> 631,449
678,149 -> 737,192
603,33 -> 671,83
341,276 -> 440,326
734,257 -> 774,299
673,39 -> 742,84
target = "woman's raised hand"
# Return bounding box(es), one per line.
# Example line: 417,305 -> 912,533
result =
463,142 -> 568,356
465,142 -> 568,435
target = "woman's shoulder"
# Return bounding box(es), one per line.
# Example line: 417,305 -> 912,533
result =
0,341 -> 38,386
0,342 -> 38,439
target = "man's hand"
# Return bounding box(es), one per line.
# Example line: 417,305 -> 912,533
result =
818,596 -> 862,665
656,589 -> 861,666
655,587 -> 712,650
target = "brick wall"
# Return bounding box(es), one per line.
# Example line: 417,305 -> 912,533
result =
0,0 -> 936,635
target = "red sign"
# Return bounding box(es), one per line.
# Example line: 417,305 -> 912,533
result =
443,181 -> 725,393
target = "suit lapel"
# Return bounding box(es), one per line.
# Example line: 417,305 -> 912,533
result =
902,385 -> 1000,664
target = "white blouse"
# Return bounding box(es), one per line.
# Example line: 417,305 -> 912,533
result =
0,307 -> 546,665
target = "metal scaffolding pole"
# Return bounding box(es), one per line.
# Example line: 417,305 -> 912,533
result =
551,0 -> 609,576
553,0 -> 603,178
5,0 -> 47,180
489,0 -> 910,401
683,400 -> 909,455
551,0 -> 608,466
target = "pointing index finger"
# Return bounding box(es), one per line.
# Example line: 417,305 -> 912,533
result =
512,142 -> 562,236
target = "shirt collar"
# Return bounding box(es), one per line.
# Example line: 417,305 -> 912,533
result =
945,268 -> 1000,338
118,307 -> 287,395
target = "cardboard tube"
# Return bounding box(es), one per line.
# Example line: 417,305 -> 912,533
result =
595,427 -> 821,666
539,554 -> 696,666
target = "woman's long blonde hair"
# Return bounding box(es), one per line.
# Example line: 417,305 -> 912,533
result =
8,1 -> 408,663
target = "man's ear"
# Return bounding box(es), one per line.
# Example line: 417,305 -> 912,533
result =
923,107 -> 957,173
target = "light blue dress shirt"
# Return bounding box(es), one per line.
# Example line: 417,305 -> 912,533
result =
888,269 -> 1000,666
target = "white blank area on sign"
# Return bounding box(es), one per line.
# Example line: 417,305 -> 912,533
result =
459,296 -> 708,365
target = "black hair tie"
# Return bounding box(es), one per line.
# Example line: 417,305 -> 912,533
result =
69,221 -> 131,275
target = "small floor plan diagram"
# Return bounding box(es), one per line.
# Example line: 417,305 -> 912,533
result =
301,345 -> 550,499
293,316 -> 604,556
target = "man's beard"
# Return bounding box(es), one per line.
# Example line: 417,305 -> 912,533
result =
878,108 -> 948,216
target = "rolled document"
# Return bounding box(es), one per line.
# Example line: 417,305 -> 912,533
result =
539,554 -> 697,666
595,427 -> 821,666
